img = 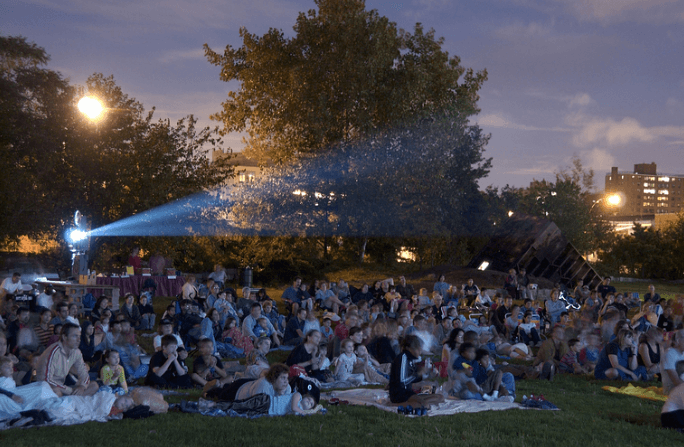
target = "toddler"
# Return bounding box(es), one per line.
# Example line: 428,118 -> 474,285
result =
334,339 -> 365,385
253,317 -> 273,339
354,344 -> 389,384
302,310 -> 321,335
100,349 -> 128,394
320,318 -> 334,340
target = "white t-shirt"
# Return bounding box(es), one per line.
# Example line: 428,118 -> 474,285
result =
663,383 -> 684,413
37,292 -> 54,310
661,347 -> 684,394
153,333 -> 184,351
1,277 -> 23,294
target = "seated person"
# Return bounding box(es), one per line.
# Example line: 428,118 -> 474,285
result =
36,322 -> 99,397
242,302 -> 280,347
145,335 -> 194,389
661,361 -> 684,431
262,300 -> 285,334
191,338 -> 233,388
283,308 -> 307,346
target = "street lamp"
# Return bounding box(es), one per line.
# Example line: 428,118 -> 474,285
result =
591,192 -> 624,212
77,96 -> 105,121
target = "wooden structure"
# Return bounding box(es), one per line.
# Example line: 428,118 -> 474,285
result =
467,214 -> 603,289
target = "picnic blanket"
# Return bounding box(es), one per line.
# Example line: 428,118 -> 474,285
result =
601,383 -> 668,402
322,389 -> 521,416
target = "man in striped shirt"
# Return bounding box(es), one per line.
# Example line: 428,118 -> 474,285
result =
36,322 -> 98,396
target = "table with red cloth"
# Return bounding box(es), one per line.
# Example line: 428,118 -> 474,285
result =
96,275 -> 186,297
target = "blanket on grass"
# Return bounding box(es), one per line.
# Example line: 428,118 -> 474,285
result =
601,383 -> 668,402
322,389 -> 521,416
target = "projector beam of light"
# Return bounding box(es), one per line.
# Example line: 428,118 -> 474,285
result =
80,111 -> 490,240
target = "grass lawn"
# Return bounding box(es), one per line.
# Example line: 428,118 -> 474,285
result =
1,374 -> 681,447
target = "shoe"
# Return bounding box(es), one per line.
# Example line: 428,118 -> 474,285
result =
482,394 -> 493,401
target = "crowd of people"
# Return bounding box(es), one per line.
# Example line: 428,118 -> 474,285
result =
2,269 -> 684,428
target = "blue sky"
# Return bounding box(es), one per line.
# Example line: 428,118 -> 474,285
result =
3,0 -> 683,188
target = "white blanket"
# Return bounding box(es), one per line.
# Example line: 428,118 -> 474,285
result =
323,389 -> 522,416
0,385 -> 116,429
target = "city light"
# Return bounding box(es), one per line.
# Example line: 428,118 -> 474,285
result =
77,96 -> 105,121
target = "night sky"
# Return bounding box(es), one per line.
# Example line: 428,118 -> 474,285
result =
3,0 -> 683,188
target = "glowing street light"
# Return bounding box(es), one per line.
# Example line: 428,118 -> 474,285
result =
606,193 -> 621,207
78,96 -> 105,121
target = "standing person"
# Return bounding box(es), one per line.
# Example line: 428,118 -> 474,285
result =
36,322 -> 99,396
517,269 -> 531,300
128,247 -> 142,272
596,277 -> 616,300
503,269 -> 518,301
208,264 -> 228,290
643,284 -> 661,305
396,276 -> 415,300
663,329 -> 684,395
181,275 -> 199,301
0,273 -> 23,297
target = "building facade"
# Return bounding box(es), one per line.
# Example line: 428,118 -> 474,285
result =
605,163 -> 684,218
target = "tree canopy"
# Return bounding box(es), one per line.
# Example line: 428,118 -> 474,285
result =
204,0 -> 487,165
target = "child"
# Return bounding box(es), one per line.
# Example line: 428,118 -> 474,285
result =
519,311 -> 542,347
559,338 -> 590,375
222,317 -> 254,355
320,318 -> 334,341
302,310 -> 321,335
334,339 -> 365,385
504,305 -> 521,341
370,304 -> 385,322
262,300 -> 286,334
579,331 -> 601,370
100,349 -> 128,394
243,337 -> 271,379
145,334 -> 193,389
357,300 -> 370,323
153,319 -> 184,352
475,349 -> 513,402
138,294 -> 156,331
451,343 -> 487,400
354,344 -> 389,384
252,317 -> 273,339
191,338 -> 233,388
291,391 -> 318,414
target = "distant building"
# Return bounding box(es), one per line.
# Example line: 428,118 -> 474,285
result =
604,163 -> 684,233
212,150 -> 261,185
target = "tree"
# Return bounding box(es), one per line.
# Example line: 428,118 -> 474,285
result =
1,35 -> 234,270
204,0 -> 487,165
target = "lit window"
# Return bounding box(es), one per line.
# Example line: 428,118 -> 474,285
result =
659,177 -> 670,182
657,197 -> 668,201
238,173 -> 246,183
658,190 -> 669,195
644,189 -> 655,194
478,261 -> 490,271
644,183 -> 649,187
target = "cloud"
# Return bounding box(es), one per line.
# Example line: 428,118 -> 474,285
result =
578,148 -> 615,171
478,113 -> 570,132
570,115 -> 655,146
157,48 -> 206,64
20,0 -> 302,33
495,21 -> 553,40
568,111 -> 684,147
568,93 -> 595,108
544,0 -> 684,24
